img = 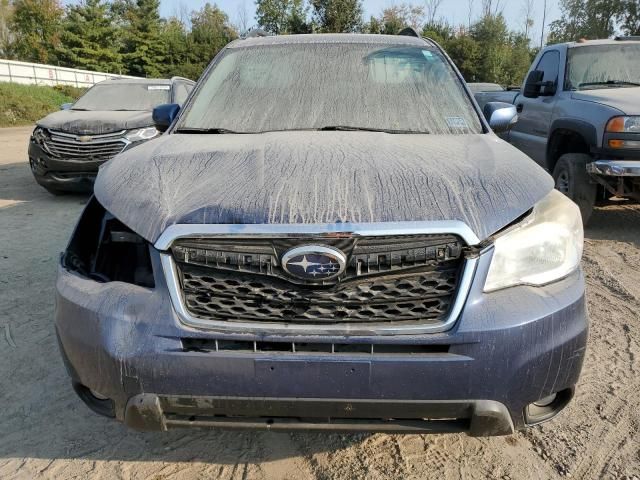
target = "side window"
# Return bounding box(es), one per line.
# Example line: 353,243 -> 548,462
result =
173,82 -> 191,105
535,51 -> 560,95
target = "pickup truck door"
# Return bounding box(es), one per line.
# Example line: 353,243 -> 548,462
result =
509,50 -> 561,168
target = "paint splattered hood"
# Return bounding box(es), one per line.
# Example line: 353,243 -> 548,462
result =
37,109 -> 153,135
94,131 -> 553,245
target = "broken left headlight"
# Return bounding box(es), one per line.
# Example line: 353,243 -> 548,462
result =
63,197 -> 155,288
31,126 -> 49,146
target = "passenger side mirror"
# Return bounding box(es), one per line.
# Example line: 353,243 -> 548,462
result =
523,70 -> 556,98
60,103 -> 73,110
483,102 -> 518,133
152,103 -> 181,132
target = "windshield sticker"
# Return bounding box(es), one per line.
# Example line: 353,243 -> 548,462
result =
148,85 -> 170,90
422,50 -> 434,59
446,117 -> 468,129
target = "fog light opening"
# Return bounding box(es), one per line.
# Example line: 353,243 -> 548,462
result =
525,388 -> 573,426
72,382 -> 116,418
89,389 -> 110,401
533,393 -> 557,408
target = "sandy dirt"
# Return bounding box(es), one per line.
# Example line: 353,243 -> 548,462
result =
1,125 -> 640,479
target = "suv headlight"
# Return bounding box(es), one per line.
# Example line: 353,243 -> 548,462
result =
125,126 -> 159,142
484,190 -> 583,292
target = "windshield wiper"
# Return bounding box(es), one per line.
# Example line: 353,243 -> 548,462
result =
579,80 -> 640,88
174,127 -> 241,134
319,126 -> 430,134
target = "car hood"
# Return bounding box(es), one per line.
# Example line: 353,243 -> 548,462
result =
36,110 -> 153,135
94,131 -> 553,245
572,87 -> 640,114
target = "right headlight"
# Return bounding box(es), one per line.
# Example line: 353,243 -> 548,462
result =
484,189 -> 583,292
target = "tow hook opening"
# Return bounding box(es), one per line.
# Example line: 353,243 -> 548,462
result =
525,388 -> 573,425
72,382 -> 116,418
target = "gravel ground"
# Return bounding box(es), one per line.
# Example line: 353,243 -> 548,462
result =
1,125 -> 640,479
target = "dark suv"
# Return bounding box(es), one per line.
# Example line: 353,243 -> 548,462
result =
55,33 -> 588,436
28,77 -> 194,194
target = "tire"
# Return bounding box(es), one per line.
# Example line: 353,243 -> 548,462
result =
553,153 -> 597,225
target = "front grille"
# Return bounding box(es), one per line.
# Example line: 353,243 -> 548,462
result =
171,235 -> 466,326
44,130 -> 127,162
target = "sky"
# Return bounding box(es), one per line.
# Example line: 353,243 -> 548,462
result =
159,0 -> 563,46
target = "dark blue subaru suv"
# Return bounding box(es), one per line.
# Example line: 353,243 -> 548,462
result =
55,32 -> 588,436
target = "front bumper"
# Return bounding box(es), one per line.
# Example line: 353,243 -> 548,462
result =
587,160 -> 640,177
29,141 -> 103,192
55,247 -> 588,436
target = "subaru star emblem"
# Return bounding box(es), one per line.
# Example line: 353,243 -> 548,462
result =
281,245 -> 347,282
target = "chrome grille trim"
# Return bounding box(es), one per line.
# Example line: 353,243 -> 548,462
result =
44,129 -> 129,162
156,222 -> 481,336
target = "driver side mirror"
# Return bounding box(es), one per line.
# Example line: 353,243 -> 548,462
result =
523,70 -> 556,98
60,103 -> 73,110
483,102 -> 518,133
152,103 -> 181,132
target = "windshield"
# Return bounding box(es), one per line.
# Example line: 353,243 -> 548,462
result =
72,83 -> 171,111
566,44 -> 640,90
178,43 -> 482,134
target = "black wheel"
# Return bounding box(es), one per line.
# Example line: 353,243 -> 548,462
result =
553,153 -> 597,225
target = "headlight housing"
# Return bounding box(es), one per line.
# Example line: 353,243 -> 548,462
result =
484,190 -> 583,292
125,126 -> 159,142
63,197 -> 154,288
31,126 -> 49,146
605,116 -> 640,133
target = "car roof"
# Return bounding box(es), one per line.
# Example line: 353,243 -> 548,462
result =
564,38 -> 640,49
228,33 -> 434,49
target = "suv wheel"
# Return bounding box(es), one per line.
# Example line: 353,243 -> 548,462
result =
553,153 -> 597,225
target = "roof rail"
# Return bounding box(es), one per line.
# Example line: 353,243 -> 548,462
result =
243,28 -> 269,39
615,35 -> 640,41
397,27 -> 421,38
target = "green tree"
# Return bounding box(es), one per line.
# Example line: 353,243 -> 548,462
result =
57,0 -> 123,73
0,0 -> 13,57
548,0 -> 623,43
256,0 -> 309,35
471,14 -> 512,84
380,3 -> 425,33
8,0 -> 63,63
311,0 -> 364,33
445,34 -> 481,81
422,21 -> 455,44
365,15 -> 382,34
119,0 -> 165,77
183,3 -> 237,79
620,0 -> 640,35
287,0 -> 311,33
160,16 -> 190,77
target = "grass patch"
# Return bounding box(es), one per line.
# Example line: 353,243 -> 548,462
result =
0,83 -> 86,128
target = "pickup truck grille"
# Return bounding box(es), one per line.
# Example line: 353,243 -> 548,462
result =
171,235 -> 465,326
44,130 -> 128,162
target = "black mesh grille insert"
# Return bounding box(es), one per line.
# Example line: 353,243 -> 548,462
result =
172,235 -> 465,325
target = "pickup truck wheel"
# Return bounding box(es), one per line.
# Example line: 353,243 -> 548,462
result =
553,153 -> 597,224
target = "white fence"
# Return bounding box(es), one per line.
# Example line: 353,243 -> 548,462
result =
0,59 -> 139,87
